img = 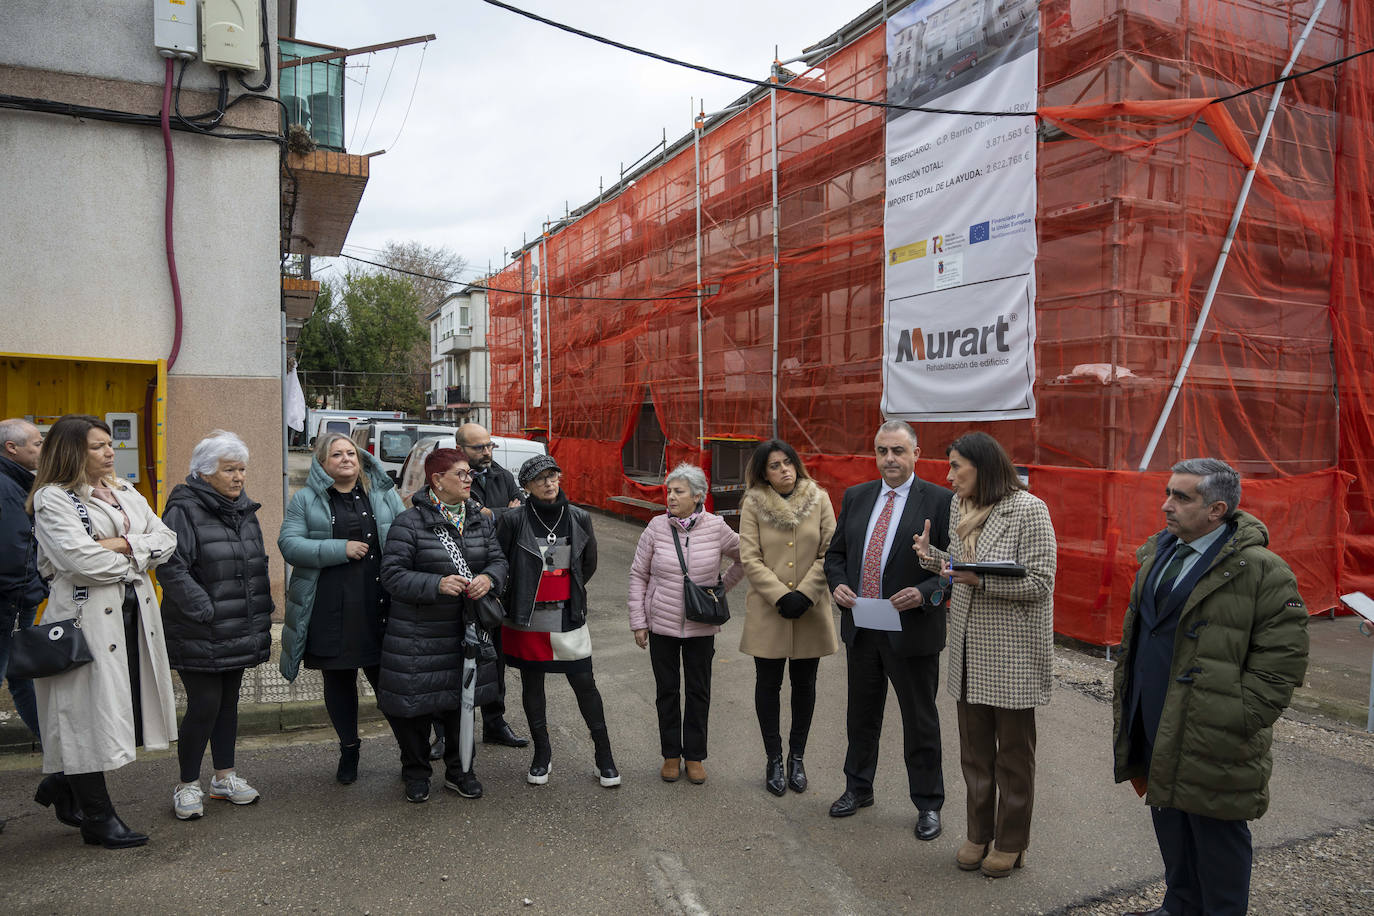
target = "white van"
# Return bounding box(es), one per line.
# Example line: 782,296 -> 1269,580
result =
350,421 -> 459,483
396,434 -> 547,504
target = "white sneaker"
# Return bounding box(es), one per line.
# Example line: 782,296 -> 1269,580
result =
173,782 -> 204,820
208,772 -> 260,805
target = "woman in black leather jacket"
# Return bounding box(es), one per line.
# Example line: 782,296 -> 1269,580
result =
377,448 -> 508,804
496,455 -> 618,788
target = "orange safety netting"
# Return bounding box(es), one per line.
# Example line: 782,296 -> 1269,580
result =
487,0 -> 1373,645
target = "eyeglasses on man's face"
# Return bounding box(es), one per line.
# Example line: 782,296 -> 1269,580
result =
463,442 -> 494,452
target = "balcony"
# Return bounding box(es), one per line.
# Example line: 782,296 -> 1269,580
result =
437,328 -> 476,355
446,385 -> 470,408
279,38 -> 368,258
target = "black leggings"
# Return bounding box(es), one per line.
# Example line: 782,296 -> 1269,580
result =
521,669 -> 607,733
176,669 -> 246,783
320,666 -> 379,746
754,656 -> 820,757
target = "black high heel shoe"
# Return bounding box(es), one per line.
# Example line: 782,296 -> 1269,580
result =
34,773 -> 83,828
765,754 -> 786,796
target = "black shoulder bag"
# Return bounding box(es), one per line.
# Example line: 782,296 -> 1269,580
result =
670,526 -> 730,626
9,491 -> 96,679
432,523 -> 506,631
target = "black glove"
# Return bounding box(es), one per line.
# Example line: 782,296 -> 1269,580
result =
776,590 -> 813,620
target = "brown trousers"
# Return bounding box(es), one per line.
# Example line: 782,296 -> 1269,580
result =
957,700 -> 1037,853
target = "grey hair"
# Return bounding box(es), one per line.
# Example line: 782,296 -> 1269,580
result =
665,463 -> 708,500
1171,458 -> 1241,518
875,419 -> 918,448
0,418 -> 38,448
190,430 -> 250,477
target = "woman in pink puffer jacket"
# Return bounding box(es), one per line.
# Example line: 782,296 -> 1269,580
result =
628,463 -> 743,786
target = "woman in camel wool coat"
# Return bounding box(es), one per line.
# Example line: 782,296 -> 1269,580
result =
737,439 -> 837,798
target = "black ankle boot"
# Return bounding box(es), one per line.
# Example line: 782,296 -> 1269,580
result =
765,754 -> 786,796
34,773 -> 83,828
337,741 -> 361,785
787,754 -> 808,793
69,772 -> 147,849
527,728 -> 552,785
590,726 -> 620,787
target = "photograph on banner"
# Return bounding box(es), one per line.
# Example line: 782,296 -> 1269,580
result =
882,0 -> 1039,422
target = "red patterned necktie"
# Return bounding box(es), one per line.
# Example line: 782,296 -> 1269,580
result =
860,490 -> 897,598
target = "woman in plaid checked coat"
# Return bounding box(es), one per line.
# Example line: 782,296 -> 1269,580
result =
916,431 -> 1056,879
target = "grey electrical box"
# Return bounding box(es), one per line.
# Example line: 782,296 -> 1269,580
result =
154,0 -> 199,59
201,0 -> 262,71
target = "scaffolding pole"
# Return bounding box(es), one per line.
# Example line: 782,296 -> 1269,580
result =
1138,0 -> 1329,471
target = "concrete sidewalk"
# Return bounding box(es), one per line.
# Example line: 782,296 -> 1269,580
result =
2,511 -> 1371,915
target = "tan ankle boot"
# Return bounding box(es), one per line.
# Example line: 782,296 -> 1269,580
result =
956,840 -> 988,871
980,846 -> 1026,878
684,760 -> 707,784
661,758 -> 681,782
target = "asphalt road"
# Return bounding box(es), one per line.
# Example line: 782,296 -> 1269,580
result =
2,511 -> 1372,915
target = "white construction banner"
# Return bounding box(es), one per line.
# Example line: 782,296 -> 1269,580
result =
530,244 -> 543,409
882,0 -> 1039,421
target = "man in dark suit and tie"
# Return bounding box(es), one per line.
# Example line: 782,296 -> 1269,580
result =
824,420 -> 952,841
1112,458 -> 1308,916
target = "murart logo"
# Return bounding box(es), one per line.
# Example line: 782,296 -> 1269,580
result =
895,314 -> 1013,362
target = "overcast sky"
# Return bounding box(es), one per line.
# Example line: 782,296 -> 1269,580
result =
295,0 -> 878,281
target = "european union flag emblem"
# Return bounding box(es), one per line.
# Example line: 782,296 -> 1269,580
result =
969,221 -> 991,244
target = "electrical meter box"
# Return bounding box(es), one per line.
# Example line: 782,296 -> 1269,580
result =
155,0 -> 199,59
200,0 -> 262,71
105,412 -> 141,484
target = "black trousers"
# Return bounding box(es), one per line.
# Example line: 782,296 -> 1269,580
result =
121,595 -> 143,748
387,707 -> 472,782
842,629 -> 943,810
753,656 -> 820,757
522,669 -> 607,734
320,665 -> 379,746
176,669 -> 246,783
1151,805 -> 1252,916
648,632 -> 714,761
480,627 -> 508,731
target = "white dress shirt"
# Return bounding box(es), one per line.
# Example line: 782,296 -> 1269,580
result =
862,474 -> 914,578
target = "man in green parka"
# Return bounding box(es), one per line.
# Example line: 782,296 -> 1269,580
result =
1112,458 -> 1308,916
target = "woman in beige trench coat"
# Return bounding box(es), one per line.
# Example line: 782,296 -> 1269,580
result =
738,439 -> 837,797
29,415 -> 178,849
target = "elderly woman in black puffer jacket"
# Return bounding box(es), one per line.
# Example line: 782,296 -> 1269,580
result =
378,447 -> 508,804
159,431 -> 274,822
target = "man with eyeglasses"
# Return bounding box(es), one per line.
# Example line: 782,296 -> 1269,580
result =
453,422 -> 528,749
458,423 -> 524,521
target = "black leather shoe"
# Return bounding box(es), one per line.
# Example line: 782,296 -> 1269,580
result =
786,754 -> 807,793
828,789 -> 874,817
337,741 -> 361,785
914,809 -> 942,841
765,755 -> 786,796
1121,908 -> 1171,916
428,737 -> 445,761
80,812 -> 148,849
482,723 -> 529,748
35,774 -> 82,828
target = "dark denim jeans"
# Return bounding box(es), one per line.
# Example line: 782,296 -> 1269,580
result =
0,602 -> 41,739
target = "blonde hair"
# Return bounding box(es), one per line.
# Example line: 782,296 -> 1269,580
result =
28,414 -> 116,512
314,432 -> 370,492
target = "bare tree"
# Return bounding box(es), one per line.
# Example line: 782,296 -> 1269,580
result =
379,241 -> 468,316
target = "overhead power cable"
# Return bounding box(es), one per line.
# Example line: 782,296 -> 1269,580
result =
482,0 -> 1374,118
340,253 -> 699,301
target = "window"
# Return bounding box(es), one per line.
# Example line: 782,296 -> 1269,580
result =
621,400 -> 667,480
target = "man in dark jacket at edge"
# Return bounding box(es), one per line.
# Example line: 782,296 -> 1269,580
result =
1112,457 -> 1309,916
447,422 -> 526,749
0,418 -> 46,746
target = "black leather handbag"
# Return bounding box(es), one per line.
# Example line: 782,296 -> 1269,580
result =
670,527 -> 730,626
9,610 -> 93,679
